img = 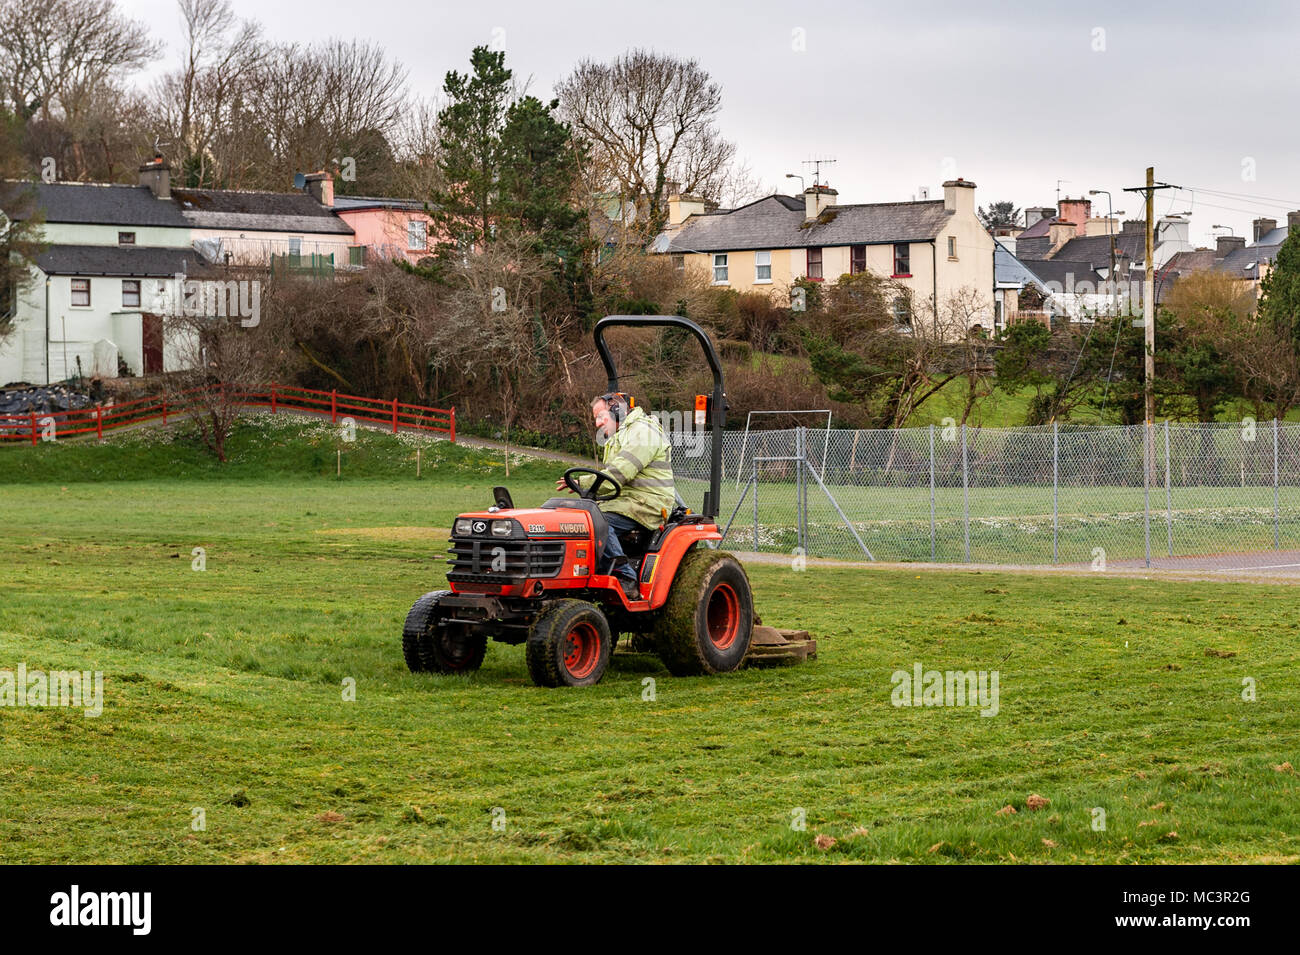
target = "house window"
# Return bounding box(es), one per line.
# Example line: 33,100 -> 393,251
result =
947,236 -> 957,259
288,237 -> 303,256
712,253 -> 728,284
892,296 -> 912,326
118,231 -> 135,246
671,254 -> 685,271
122,280 -> 141,308
893,243 -> 910,276
850,244 -> 866,274
755,250 -> 771,282
806,247 -> 823,281
71,278 -> 91,306
407,219 -> 427,251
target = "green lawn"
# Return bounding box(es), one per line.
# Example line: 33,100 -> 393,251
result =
1,418 -> 1297,863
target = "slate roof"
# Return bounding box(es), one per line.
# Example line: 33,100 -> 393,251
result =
1022,259 -> 1106,289
663,194 -> 954,254
1215,242 -> 1282,280
35,244 -> 210,277
1046,232 -> 1145,268
994,240 -> 1043,289
3,181 -> 189,227
1017,216 -> 1055,239
332,195 -> 429,213
172,187 -> 354,235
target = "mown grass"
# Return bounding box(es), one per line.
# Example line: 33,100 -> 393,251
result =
1,418 -> 1297,863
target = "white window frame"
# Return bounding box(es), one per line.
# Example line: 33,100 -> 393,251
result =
947,235 -> 958,260
754,250 -> 772,283
288,236 -> 303,256
712,253 -> 729,284
407,219 -> 428,251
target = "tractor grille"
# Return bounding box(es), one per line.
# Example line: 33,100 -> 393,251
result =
447,538 -> 567,580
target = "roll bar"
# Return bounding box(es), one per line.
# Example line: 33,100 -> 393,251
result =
593,315 -> 726,520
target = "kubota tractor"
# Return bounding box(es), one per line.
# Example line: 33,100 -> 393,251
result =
401,315 -> 754,687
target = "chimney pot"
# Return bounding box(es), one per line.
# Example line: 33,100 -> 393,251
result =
303,170 -> 334,207
1216,235 -> 1246,259
1253,217 -> 1278,242
138,156 -> 171,199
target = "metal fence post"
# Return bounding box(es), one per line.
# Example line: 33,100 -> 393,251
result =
1143,424 -> 1151,569
961,422 -> 970,563
1052,421 -> 1059,564
797,426 -> 807,554
753,465 -> 759,554
1164,420 -> 1173,557
929,424 -> 936,562
1274,419 -> 1281,550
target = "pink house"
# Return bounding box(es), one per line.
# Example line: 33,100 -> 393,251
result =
331,191 -> 437,266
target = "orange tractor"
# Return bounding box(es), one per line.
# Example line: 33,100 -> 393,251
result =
402,315 -> 754,687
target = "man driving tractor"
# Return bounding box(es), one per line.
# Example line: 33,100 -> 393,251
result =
555,392 -> 675,600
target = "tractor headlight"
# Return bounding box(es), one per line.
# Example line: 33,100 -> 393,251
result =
454,518 -> 473,536
491,520 -> 515,537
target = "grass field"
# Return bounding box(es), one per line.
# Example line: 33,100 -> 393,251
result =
1,417 -> 1298,863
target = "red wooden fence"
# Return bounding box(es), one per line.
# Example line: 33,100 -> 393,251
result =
0,384 -> 455,444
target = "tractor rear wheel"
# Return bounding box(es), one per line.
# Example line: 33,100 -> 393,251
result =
653,548 -> 754,676
526,599 -> 612,688
402,590 -> 487,674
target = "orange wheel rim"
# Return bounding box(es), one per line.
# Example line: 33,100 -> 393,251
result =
707,582 -> 740,650
563,621 -> 601,679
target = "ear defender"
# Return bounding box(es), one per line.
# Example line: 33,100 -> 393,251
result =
601,392 -> 634,425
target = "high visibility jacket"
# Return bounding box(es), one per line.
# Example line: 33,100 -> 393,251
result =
582,407 -> 675,529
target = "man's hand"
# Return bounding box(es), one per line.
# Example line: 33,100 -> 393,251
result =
554,478 -> 572,493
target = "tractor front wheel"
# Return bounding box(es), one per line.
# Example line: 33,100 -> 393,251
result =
402,591 -> 488,674
653,549 -> 754,676
526,600 -> 612,688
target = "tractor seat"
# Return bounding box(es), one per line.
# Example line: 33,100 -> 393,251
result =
540,498 -> 607,556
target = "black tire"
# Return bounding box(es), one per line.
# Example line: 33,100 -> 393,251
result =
525,599 -> 612,688
402,590 -> 487,675
652,548 -> 754,676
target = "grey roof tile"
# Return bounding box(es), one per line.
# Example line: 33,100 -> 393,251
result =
4,181 -> 189,227
665,194 -> 954,253
172,187 -> 354,235
36,244 -> 211,277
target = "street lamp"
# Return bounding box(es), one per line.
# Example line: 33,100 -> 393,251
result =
1089,190 -> 1118,316
1211,224 -> 1234,236
785,173 -> 804,193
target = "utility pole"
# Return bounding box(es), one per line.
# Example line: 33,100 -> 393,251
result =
1124,167 -> 1178,480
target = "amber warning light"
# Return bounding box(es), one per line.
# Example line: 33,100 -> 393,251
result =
694,395 -> 708,428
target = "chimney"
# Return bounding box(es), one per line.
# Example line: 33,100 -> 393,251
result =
304,170 -> 334,207
1084,216 -> 1120,237
1024,206 -> 1055,228
1057,196 -> 1092,236
942,178 -> 976,215
804,185 -> 838,220
1121,219 -> 1145,234
138,153 -> 171,199
1288,211 -> 1300,235
668,192 -> 707,226
1252,217 -> 1277,242
1047,221 -> 1075,257
1216,235 -> 1246,260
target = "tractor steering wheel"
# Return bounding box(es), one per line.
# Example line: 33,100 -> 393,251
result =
564,467 -> 621,503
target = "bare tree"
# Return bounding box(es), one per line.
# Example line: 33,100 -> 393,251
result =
557,49 -> 738,237
0,0 -> 161,178
432,233 -> 555,473
164,311 -> 268,462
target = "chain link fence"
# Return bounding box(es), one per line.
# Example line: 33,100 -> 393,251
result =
667,421 -> 1300,566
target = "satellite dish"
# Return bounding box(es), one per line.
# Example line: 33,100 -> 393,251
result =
293,172 -> 306,190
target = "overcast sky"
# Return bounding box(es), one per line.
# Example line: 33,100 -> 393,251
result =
119,0 -> 1300,247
